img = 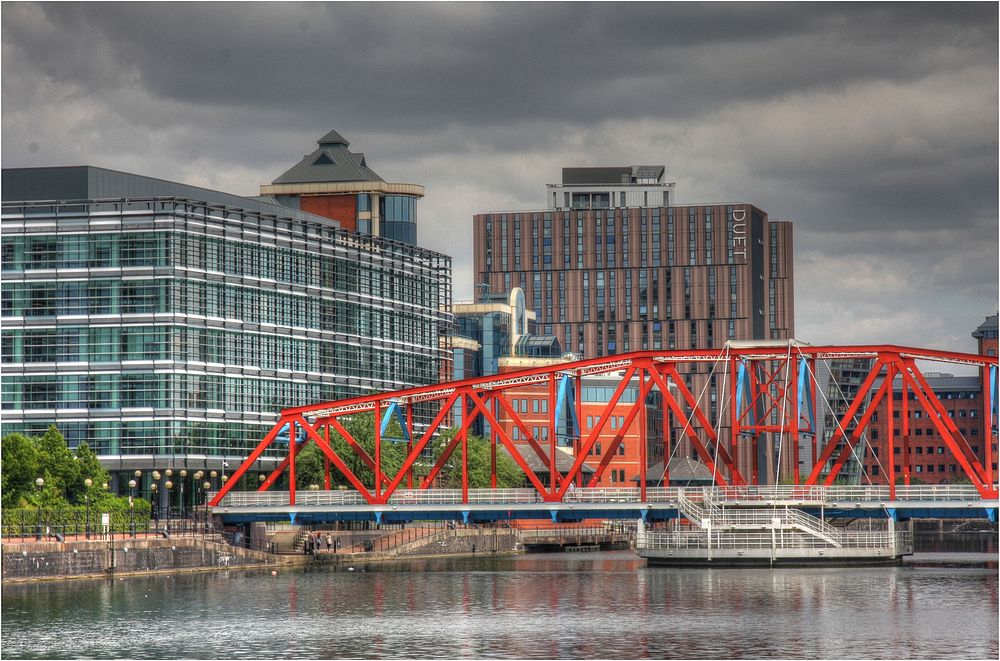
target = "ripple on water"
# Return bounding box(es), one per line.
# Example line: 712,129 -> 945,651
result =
1,553 -> 997,659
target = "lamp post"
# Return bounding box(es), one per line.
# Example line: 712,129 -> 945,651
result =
202,481 -> 211,536
128,479 -> 137,538
164,479 -> 173,533
193,471 -> 203,528
35,477 -> 45,541
165,469 -> 173,523
84,478 -> 93,539
179,469 -> 187,520
151,470 -> 161,526
133,470 -> 142,537
150,482 -> 159,533
210,470 -> 218,490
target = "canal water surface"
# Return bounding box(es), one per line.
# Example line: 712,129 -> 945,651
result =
2,551 -> 997,659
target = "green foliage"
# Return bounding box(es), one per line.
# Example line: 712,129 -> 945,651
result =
429,428 -> 525,489
2,500 -> 151,535
291,412 -> 409,489
2,426 -> 115,509
1,433 -> 42,508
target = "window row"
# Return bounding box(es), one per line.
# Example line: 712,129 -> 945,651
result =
0,326 -> 439,381
0,419 -> 284,458
1,232 -> 444,307
1,372 -> 396,413
2,279 -> 441,348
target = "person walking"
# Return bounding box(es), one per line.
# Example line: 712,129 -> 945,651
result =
326,533 -> 332,551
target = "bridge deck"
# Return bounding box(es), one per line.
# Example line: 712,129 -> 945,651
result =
210,486 -> 999,524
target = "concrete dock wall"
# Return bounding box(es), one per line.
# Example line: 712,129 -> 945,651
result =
2,537 -> 291,581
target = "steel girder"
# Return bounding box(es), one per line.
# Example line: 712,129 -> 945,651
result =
210,344 -> 1000,506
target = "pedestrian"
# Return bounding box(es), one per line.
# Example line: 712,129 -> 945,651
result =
326,533 -> 332,551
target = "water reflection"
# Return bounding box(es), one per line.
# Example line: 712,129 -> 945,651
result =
2,552 -> 997,659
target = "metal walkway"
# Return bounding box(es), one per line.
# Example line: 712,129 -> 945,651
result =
210,485 -> 999,525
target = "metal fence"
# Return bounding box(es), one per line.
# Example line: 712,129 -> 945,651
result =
208,484 -> 992,508
641,530 -> 911,551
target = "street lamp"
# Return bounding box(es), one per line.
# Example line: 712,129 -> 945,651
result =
165,469 -> 173,523
128,479 -> 137,538
210,470 -> 218,490
84,478 -> 93,539
35,477 -> 45,541
193,471 -> 204,527
179,469 -> 188,520
150,482 -> 159,533
164,480 -> 173,532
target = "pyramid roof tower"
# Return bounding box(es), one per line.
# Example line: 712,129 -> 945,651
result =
271,131 -> 384,185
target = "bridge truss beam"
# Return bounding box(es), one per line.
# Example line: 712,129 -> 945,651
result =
210,344 -> 1000,507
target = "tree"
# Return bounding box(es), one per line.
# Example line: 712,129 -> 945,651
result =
1,433 -> 42,508
2,427 -> 114,509
290,412 -> 409,490
430,428 -> 525,489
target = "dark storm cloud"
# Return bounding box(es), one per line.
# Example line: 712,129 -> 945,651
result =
2,2 -> 997,355
7,3 -> 994,129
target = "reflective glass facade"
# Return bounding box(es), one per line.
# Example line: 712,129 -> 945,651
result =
379,194 -> 418,245
2,168 -> 453,471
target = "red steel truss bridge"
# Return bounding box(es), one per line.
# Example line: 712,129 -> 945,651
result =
210,342 -> 999,513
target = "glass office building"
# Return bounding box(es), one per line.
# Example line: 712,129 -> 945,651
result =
1,166 -> 452,492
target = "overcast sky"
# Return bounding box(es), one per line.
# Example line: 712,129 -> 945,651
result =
3,2 -> 997,360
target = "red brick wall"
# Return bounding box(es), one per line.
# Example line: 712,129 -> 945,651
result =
300,194 -> 358,230
863,389 -> 987,485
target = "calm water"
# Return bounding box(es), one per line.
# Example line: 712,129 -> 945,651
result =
2,552 -> 997,659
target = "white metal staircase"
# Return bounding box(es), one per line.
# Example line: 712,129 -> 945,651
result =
677,489 -> 842,548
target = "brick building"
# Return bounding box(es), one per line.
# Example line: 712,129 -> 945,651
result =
861,314 -> 998,485
472,165 -> 794,481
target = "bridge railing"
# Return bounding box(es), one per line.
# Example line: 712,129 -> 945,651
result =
703,485 -> 986,503
208,484 -> 992,508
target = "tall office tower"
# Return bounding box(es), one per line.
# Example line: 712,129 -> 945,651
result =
1,162 -> 452,503
472,166 -> 795,481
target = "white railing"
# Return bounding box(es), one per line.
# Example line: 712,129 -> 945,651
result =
701,484 -> 986,503
675,490 -> 842,546
641,530 -> 909,552
210,484 -> 992,508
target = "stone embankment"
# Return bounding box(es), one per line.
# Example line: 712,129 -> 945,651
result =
307,528 -> 521,564
2,536 -> 300,582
